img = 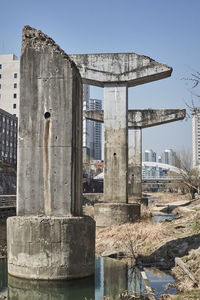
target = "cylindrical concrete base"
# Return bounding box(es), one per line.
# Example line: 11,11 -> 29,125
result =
94,203 -> 140,227
7,215 -> 95,280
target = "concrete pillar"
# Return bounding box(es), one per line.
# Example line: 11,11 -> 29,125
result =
128,127 -> 142,203
7,26 -> 95,280
95,83 -> 140,227
70,53 -> 173,227
104,83 -> 128,203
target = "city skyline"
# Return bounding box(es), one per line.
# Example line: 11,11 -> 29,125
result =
1,0 -> 200,154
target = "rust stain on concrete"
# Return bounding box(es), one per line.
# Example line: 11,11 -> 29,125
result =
44,119 -> 50,215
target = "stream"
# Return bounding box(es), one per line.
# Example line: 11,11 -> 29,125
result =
0,256 -> 178,300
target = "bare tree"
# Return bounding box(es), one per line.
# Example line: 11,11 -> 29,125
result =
183,70 -> 200,115
174,148 -> 200,199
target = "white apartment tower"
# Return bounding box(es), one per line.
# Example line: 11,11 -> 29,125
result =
0,54 -> 20,116
192,108 -> 200,168
144,149 -> 156,162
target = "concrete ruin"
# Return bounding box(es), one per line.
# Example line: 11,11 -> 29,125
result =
7,26 -> 95,280
70,53 -> 173,226
85,109 -> 186,203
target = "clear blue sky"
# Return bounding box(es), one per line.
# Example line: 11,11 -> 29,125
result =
1,0 -> 200,156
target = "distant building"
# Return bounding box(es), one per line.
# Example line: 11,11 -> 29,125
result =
162,149 -> 176,166
144,149 -> 156,162
83,84 -> 90,162
192,108 -> 200,169
0,108 -> 17,165
87,98 -> 102,160
0,54 -> 20,117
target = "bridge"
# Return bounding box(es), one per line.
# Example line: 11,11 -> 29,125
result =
93,162 -> 185,181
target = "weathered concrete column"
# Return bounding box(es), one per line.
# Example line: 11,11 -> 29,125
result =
104,83 -> 128,203
7,26 -> 95,280
128,127 -> 142,202
70,53 -> 172,226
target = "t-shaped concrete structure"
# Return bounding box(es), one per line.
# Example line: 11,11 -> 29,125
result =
7,26 -> 95,280
70,53 -> 172,226
84,109 -> 185,205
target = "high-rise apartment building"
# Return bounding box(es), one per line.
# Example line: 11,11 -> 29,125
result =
87,98 -> 102,161
0,108 -> 17,165
162,149 -> 175,166
0,54 -> 20,117
82,84 -> 102,162
83,84 -> 90,162
192,108 -> 200,168
144,149 -> 156,162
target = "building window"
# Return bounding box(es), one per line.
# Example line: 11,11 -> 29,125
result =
14,73 -> 17,79
0,74 -> 1,79
14,83 -> 17,88
13,104 -> 16,109
13,93 -> 17,99
0,65 -> 2,69
0,84 -> 1,89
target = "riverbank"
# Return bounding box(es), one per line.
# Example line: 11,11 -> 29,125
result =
95,192 -> 200,298
1,192 -> 200,298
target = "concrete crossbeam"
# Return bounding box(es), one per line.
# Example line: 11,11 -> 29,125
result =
70,53 -> 172,87
128,109 -> 186,128
84,109 -> 186,128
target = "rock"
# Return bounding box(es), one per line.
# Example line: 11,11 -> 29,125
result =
101,250 -> 125,258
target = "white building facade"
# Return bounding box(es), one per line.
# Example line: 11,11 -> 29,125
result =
0,54 -> 20,117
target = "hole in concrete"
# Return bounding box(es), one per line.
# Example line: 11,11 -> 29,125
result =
113,153 -> 116,156
44,112 -> 51,119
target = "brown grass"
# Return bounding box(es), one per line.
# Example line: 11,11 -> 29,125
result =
96,221 -> 164,258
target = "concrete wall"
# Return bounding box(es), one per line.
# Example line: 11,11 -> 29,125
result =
17,26 -> 83,217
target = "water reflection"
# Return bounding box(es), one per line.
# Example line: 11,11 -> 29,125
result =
0,257 -> 177,300
8,275 -> 94,300
0,259 -> 7,298
6,258 -> 147,300
145,268 -> 177,299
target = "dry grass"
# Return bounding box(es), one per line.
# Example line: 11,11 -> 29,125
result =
172,248 -> 200,292
96,221 -> 164,258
